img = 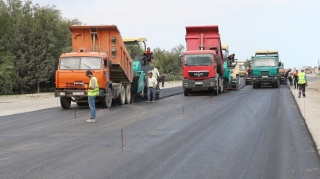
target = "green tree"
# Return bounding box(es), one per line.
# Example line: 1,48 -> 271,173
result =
0,0 -> 83,94
153,44 -> 184,75
244,58 -> 251,67
0,49 -> 18,94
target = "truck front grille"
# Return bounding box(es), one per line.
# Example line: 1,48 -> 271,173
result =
261,71 -> 269,76
188,71 -> 209,78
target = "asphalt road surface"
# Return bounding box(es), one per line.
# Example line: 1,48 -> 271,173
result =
0,84 -> 320,179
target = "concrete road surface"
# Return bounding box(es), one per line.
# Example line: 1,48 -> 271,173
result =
0,85 -> 319,179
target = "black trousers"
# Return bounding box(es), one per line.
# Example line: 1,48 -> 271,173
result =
294,79 -> 298,88
298,83 -> 306,95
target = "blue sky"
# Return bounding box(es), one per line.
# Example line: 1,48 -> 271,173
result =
33,0 -> 320,68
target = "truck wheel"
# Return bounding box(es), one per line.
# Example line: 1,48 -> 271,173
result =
125,85 -> 131,104
253,83 -> 256,89
116,85 -> 125,105
103,87 -> 112,108
60,97 -> 71,109
184,89 -> 189,96
219,81 -> 224,93
213,86 -> 218,95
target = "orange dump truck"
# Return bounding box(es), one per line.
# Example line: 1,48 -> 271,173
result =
55,25 -> 133,109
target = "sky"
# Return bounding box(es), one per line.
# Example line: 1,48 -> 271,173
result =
33,0 -> 320,69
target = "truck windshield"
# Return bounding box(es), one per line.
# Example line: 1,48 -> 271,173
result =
239,65 -> 246,71
252,58 -> 277,67
184,54 -> 212,66
124,42 -> 144,61
59,57 -> 101,70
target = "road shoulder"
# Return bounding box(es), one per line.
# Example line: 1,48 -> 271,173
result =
289,74 -> 320,154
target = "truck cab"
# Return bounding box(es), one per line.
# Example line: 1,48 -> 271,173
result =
222,45 -> 238,90
238,63 -> 246,77
251,50 -> 281,88
55,25 -> 133,109
179,25 -> 225,96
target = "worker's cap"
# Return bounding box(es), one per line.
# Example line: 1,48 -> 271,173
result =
148,71 -> 153,74
85,70 -> 92,76
301,69 -> 305,72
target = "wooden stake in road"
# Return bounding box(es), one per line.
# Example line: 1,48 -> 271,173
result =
182,107 -> 184,119
121,128 -> 124,151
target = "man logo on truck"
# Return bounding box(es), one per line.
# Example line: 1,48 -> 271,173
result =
194,72 -> 203,77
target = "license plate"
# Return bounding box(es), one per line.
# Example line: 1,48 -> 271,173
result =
73,92 -> 84,95
195,82 -> 203,85
262,76 -> 268,78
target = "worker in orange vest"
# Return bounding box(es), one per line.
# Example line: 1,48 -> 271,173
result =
247,66 -> 252,77
143,47 -> 153,66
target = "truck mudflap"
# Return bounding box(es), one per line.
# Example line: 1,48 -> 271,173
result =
55,89 -> 105,97
182,78 -> 217,90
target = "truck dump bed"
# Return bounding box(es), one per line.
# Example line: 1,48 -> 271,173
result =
185,26 -> 224,73
70,25 -> 132,83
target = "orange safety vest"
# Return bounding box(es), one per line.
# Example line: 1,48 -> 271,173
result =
144,51 -> 153,59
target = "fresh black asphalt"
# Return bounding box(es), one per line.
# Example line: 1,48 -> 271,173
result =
0,83 -> 319,179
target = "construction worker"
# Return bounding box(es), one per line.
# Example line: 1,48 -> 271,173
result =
152,65 -> 160,90
143,47 -> 153,66
152,65 -> 160,79
161,74 -> 165,87
146,71 -> 157,103
247,65 -> 252,77
288,72 -> 293,85
284,69 -> 291,85
85,70 -> 99,122
293,70 -> 299,89
297,69 -> 308,98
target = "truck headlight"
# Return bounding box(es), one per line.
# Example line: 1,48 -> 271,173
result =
210,82 -> 215,86
60,92 -> 65,96
275,77 -> 278,79
253,77 -> 256,80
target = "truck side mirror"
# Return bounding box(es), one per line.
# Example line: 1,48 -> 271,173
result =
178,55 -> 182,67
278,62 -> 281,67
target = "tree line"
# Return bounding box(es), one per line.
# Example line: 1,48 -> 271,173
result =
0,0 -> 184,95
0,0 -> 81,94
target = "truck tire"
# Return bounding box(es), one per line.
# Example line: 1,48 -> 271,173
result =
184,89 -> 189,96
219,79 -> 224,94
125,85 -> 131,104
60,97 -> 71,109
116,85 -> 125,105
131,76 -> 140,94
213,86 -> 218,95
102,87 -> 112,108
